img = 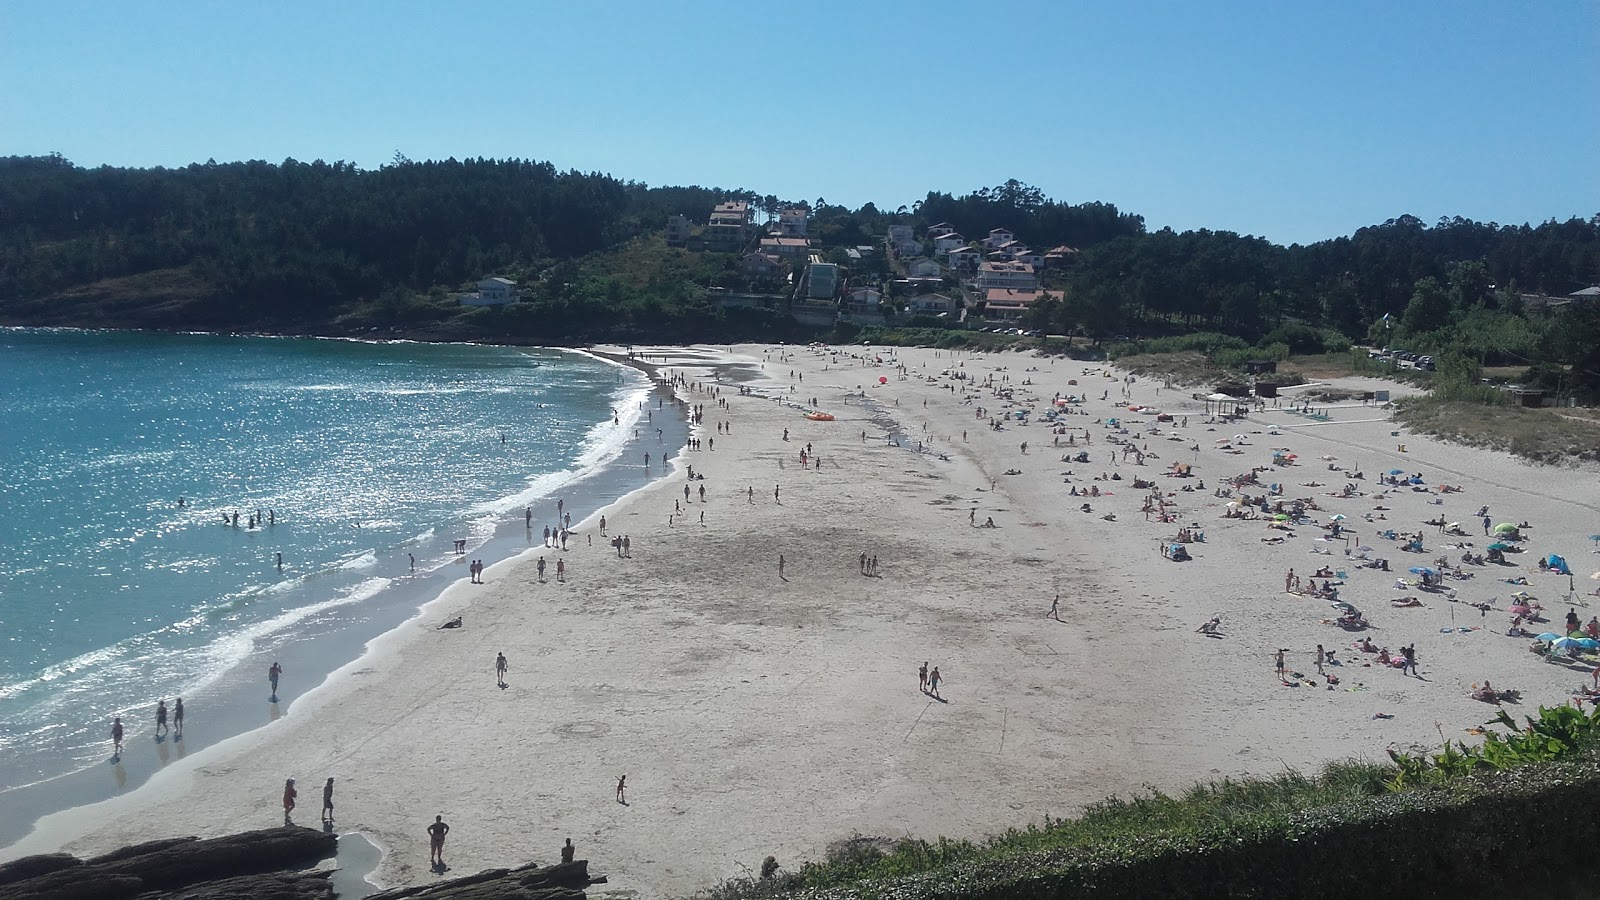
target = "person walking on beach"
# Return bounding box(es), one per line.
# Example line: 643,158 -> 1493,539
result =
615,775 -> 627,804
283,778 -> 297,824
622,535 -> 630,557
322,777 -> 335,823
268,662 -> 283,701
778,554 -> 786,579
599,515 -> 607,536
1401,644 -> 1418,676
556,558 -> 566,582
111,717 -> 124,757
774,484 -> 780,504
927,666 -> 942,699
918,661 -> 928,692
496,652 -> 508,687
1315,645 -> 1326,675
1274,649 -> 1287,681
173,698 -> 184,738
428,815 -> 450,868
537,556 -> 547,581
409,553 -> 416,573
1048,595 -> 1061,622
155,700 -> 168,737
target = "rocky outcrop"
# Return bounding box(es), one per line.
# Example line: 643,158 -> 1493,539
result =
363,859 -> 602,900
0,827 -> 336,900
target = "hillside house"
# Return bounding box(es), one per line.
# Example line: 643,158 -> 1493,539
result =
904,258 -> 943,278
946,246 -> 982,275
907,292 -> 959,315
741,253 -> 786,277
846,287 -> 883,312
705,201 -> 750,253
775,207 -> 809,237
758,236 -> 810,259
983,288 -> 1061,321
460,276 -> 519,306
982,228 -> 1015,250
926,222 -> 956,239
932,233 -> 966,256
1043,245 -> 1079,268
665,214 -> 692,246
976,261 -> 1037,293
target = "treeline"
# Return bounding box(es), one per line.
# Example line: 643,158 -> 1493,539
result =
1,156 -> 1596,396
1026,214 -> 1600,398
0,153 -> 743,326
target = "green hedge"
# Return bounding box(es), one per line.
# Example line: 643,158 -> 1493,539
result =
772,756 -> 1600,899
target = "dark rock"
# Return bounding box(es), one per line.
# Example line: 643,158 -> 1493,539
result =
0,854 -> 79,888
148,870 -> 334,900
0,827 -> 336,900
88,837 -> 198,865
364,859 -> 599,900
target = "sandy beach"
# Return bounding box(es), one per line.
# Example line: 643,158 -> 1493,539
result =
7,342 -> 1600,898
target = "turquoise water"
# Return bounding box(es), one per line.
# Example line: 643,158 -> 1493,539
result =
0,329 -> 650,797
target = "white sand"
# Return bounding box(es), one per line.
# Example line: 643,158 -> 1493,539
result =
7,344 -> 1599,898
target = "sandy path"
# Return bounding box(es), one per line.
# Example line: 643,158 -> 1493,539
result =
7,344 -> 1598,899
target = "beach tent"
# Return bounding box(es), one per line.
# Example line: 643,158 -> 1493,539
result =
1494,523 -> 1520,536
1547,554 -> 1571,575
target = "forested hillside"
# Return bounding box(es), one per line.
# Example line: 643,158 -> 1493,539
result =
1,156 -> 1596,395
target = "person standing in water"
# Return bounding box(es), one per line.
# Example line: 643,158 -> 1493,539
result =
173,698 -> 184,738
111,717 -> 124,756
268,662 -> 283,700
155,700 -> 168,737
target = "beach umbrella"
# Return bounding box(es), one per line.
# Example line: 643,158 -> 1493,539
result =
879,376 -> 888,384
1552,637 -> 1583,653
1536,632 -> 1563,642
1488,542 -> 1512,551
1408,567 -> 1439,577
1331,514 -> 1347,521
1389,468 -> 1406,475
1494,523 -> 1518,535
1273,513 -> 1291,521
1580,638 -> 1600,651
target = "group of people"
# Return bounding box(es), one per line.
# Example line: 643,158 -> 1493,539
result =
281,776 -> 336,826
109,697 -> 186,757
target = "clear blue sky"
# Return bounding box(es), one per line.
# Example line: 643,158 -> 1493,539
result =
2,1 -> 1595,245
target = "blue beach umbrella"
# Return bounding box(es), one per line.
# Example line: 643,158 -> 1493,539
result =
1408,567 -> 1438,577
1536,632 -> 1562,642
1389,468 -> 1406,475
1578,638 -> 1600,651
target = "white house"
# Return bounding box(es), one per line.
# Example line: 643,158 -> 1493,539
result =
460,276 -> 519,306
1014,250 -> 1046,269
976,261 -> 1036,293
904,257 -> 943,278
932,233 -> 966,256
846,287 -> 883,309
982,228 -> 1015,250
774,207 -> 809,237
907,292 -> 958,314
946,246 -> 982,274
926,222 -> 956,239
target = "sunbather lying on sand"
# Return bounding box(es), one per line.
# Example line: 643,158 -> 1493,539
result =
1390,597 -> 1423,608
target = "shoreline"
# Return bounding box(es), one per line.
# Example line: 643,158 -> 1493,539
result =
4,343 -> 1597,899
0,344 -> 691,853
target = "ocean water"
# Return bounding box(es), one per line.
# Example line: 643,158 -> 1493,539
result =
0,329 -> 659,811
